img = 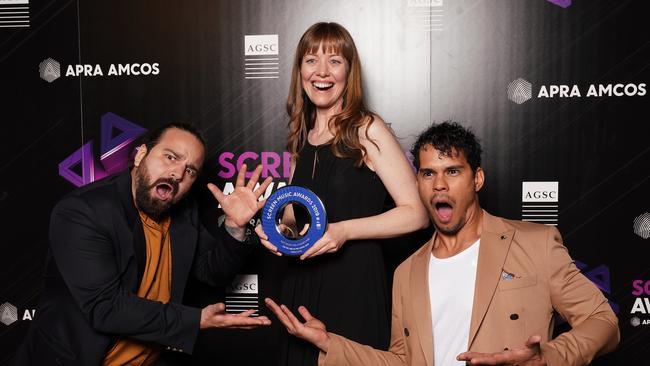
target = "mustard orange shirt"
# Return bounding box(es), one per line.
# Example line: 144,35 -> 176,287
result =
102,211 -> 172,366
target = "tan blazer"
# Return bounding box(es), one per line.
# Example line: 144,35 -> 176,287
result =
319,211 -> 619,366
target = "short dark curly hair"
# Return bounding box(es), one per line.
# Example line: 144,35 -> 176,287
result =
410,121 -> 482,172
137,122 -> 206,153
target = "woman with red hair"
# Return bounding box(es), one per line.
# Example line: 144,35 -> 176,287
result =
257,22 -> 428,366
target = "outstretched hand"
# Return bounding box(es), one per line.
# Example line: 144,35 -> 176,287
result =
207,164 -> 272,229
200,302 -> 271,329
457,335 -> 546,365
264,298 -> 331,352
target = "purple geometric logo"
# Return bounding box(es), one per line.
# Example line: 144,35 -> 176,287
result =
545,0 -> 571,8
59,113 -> 147,187
576,260 -> 618,314
554,260 -> 618,327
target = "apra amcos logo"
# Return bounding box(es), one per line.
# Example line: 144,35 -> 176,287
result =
39,58 -> 60,83
0,302 -> 17,326
0,302 -> 36,326
633,212 -> 650,239
508,78 -> 646,104
507,78 -> 532,104
39,57 -> 160,82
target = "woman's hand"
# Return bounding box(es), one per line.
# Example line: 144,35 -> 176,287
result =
255,224 -> 282,256
300,222 -> 347,260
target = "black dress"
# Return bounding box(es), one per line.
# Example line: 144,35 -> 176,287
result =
279,142 -> 391,365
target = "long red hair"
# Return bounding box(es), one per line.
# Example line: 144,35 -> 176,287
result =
286,22 -> 377,167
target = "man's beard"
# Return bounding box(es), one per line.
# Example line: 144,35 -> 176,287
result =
134,164 -> 179,221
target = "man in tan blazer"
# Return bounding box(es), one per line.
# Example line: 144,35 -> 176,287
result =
266,122 -> 619,366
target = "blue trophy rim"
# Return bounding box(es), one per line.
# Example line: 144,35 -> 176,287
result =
261,185 -> 327,256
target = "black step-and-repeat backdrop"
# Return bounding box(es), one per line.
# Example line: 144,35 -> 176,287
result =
1,0 -> 649,364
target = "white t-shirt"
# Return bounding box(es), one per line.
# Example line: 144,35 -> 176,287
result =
428,239 -> 480,366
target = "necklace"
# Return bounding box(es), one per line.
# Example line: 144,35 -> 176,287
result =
312,144 -> 324,179
312,149 -> 317,179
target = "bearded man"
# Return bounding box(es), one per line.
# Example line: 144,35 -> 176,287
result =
15,123 -> 272,366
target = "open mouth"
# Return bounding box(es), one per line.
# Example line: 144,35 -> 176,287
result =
312,81 -> 334,91
154,183 -> 175,201
434,201 -> 453,223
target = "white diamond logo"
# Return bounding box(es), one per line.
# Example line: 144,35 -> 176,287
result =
507,78 -> 532,104
39,58 -> 61,83
0,302 -> 18,326
633,212 -> 650,239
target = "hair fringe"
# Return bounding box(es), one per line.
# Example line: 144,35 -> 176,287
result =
286,22 -> 378,167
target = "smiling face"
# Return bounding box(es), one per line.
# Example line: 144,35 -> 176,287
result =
132,127 -> 205,219
300,45 -> 349,111
416,144 -> 484,235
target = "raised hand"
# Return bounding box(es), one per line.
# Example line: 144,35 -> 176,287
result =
200,302 -> 271,329
457,335 -> 546,365
207,164 -> 273,229
299,222 -> 347,260
264,298 -> 330,352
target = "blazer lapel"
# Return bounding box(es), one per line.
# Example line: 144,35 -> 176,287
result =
169,201 -> 198,302
115,171 -> 146,285
468,211 -> 514,349
410,237 -> 435,366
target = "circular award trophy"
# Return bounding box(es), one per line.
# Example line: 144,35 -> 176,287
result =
261,186 -> 327,256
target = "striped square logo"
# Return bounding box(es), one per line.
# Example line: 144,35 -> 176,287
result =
407,0 -> 444,32
522,181 -> 558,226
225,274 -> 259,316
0,0 -> 29,28
244,34 -> 279,79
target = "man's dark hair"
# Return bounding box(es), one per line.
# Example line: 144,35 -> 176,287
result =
137,122 -> 207,153
410,121 -> 482,172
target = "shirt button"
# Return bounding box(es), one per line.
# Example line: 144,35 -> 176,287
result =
404,328 -> 410,336
510,313 -> 519,320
